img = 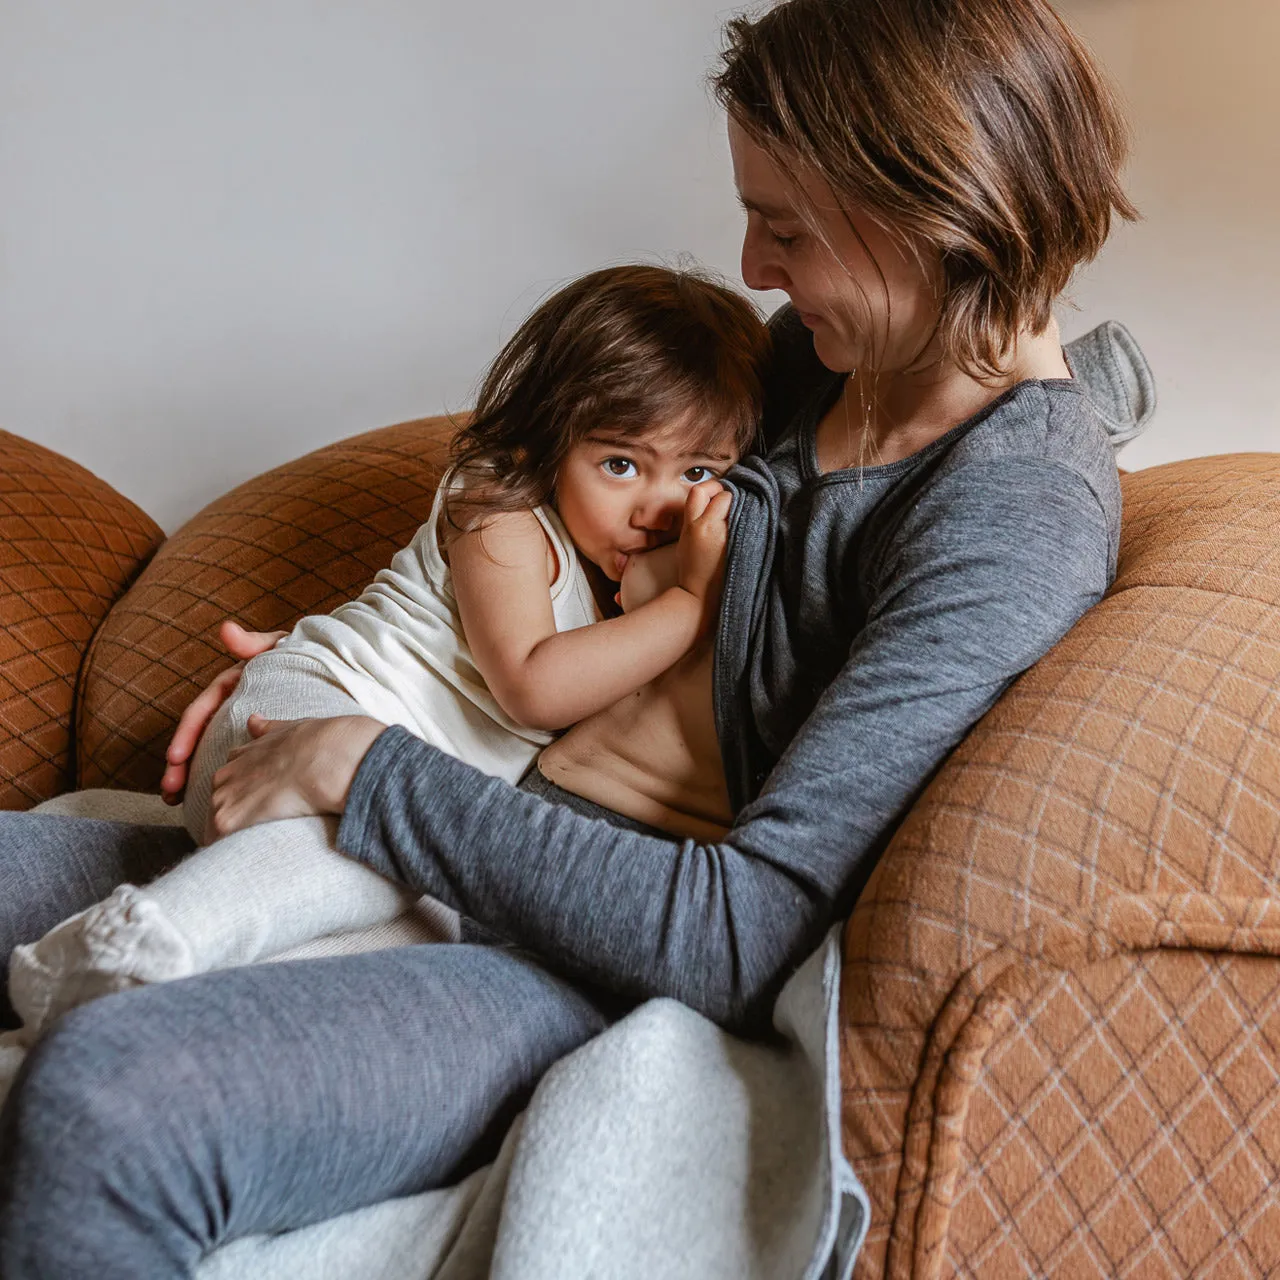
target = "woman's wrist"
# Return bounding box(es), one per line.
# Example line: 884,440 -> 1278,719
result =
207,713 -> 390,839
312,715 -> 387,813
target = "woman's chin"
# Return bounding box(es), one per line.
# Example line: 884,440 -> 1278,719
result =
810,330 -> 858,374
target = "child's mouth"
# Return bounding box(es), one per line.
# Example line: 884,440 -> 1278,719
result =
613,546 -> 645,580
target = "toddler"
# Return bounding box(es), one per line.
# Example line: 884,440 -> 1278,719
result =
10,264 -> 768,1035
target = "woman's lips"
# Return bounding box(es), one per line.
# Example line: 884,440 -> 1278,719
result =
797,310 -> 822,329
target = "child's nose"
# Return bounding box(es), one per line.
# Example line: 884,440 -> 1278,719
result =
633,488 -> 684,535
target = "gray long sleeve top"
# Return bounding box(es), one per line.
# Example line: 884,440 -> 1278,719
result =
336,312 -> 1154,1033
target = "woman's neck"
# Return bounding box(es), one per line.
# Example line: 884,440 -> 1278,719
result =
815,319 -> 1071,472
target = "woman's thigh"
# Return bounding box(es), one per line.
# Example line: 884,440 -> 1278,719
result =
0,942 -> 609,1280
0,814 -> 194,1026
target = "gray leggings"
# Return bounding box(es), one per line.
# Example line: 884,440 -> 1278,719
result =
0,777 -> 647,1278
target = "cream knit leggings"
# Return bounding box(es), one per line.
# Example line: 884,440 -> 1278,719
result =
183,649 -> 369,845
176,648 -> 460,957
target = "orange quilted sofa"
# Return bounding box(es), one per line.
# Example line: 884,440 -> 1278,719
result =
2,421 -> 1278,1278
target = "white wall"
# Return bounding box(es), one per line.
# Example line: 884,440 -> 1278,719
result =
1057,0 -> 1280,470
2,1 -> 1275,532
1,1 -> 752,530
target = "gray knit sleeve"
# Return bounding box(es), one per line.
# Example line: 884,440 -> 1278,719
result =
337,453 -> 1112,1032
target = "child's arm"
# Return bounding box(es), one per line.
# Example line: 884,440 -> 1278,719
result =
450,484 -> 731,731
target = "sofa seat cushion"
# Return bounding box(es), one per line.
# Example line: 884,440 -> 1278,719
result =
840,454 -> 1280,1277
77,416 -> 454,792
0,431 -> 163,809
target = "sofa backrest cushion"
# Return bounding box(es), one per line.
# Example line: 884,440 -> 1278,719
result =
0,430 -> 164,808
76,415 -> 454,792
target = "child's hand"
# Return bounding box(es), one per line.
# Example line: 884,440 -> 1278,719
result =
676,481 -> 733,609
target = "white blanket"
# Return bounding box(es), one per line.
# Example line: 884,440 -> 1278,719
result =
3,791 -> 868,1279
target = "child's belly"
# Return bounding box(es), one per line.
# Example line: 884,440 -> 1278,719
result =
536,642 -> 732,841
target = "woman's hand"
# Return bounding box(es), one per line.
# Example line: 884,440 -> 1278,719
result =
206,713 -> 386,839
161,621 -> 287,804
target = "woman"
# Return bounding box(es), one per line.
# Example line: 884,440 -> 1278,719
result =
0,0 -> 1146,1272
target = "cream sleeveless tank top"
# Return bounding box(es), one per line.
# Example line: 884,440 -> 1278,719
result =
278,471 -> 601,783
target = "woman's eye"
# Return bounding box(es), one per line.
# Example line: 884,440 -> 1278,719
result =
602,457 -> 637,478
768,226 -> 799,249
684,466 -> 715,484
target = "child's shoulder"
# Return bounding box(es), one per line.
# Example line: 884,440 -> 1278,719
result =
445,504 -> 559,583
443,502 -> 545,541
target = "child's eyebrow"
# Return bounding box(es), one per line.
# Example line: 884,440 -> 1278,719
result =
585,435 -> 735,464
586,434 -> 653,454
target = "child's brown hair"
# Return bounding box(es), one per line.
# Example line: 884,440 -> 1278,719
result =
448,264 -> 769,528
712,0 -> 1139,377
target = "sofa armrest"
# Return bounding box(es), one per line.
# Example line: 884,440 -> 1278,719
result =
0,430 -> 163,809
841,454 -> 1280,1277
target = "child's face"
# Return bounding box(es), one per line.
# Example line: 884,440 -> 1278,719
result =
555,414 -> 738,582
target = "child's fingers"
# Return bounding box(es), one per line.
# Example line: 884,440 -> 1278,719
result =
691,488 -> 733,537
702,489 -> 733,524
682,486 -> 709,526
683,480 -> 723,526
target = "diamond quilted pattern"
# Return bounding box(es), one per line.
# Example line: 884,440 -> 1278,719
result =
0,430 -> 164,809
76,415 -> 456,792
841,454 -> 1280,1277
950,953 -> 1280,1278
1114,455 -> 1280,607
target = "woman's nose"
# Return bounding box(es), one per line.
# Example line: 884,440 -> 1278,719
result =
741,228 -> 787,294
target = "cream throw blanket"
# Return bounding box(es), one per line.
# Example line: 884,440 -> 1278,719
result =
1,790 -> 867,1280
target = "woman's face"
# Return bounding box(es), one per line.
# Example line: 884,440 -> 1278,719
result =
728,118 -> 940,375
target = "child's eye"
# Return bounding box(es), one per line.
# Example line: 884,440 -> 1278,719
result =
683,466 -> 716,484
601,457 -> 637,478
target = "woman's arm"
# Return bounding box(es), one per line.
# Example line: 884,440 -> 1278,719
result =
286,457 -> 1114,1032
451,484 -> 729,731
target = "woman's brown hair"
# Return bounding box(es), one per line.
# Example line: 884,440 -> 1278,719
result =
712,0 -> 1139,377
448,263 -> 769,528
